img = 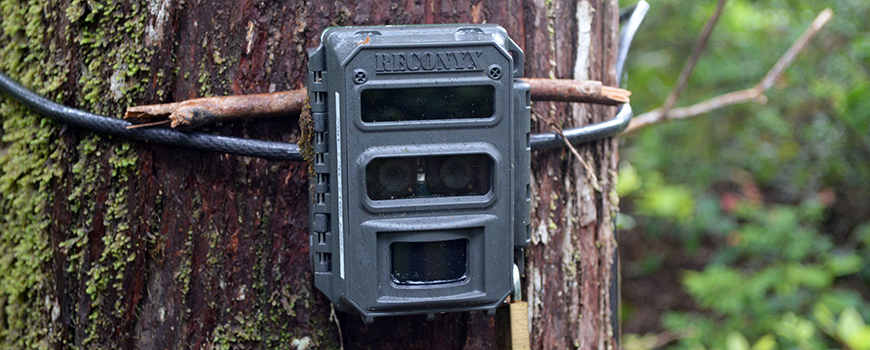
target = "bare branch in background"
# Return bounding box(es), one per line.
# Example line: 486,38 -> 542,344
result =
657,0 -> 728,121
625,8 -> 834,133
619,329 -> 695,350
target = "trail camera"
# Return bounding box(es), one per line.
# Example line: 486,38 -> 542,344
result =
307,24 -> 531,322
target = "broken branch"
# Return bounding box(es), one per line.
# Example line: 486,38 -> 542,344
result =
124,79 -> 629,129
523,78 -> 630,105
625,8 -> 833,133
125,89 -> 308,128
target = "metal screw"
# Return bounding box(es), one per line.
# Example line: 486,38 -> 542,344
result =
487,65 -> 502,80
353,69 -> 367,84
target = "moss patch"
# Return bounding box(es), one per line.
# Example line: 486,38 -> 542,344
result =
296,99 -> 315,182
2,0 -> 156,348
0,0 -> 68,348
59,0 -> 153,346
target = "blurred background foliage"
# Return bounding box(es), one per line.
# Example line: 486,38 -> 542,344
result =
617,0 -> 870,348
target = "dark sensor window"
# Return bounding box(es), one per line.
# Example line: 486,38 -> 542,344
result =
361,86 -> 494,122
391,239 -> 468,285
366,154 -> 492,200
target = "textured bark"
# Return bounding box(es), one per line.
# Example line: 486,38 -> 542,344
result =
0,0 -> 617,349
523,1 -> 620,349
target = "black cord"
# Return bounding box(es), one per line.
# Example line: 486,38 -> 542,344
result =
1,5 -> 647,160
0,71 -> 303,161
610,3 -> 649,345
616,1 -> 650,86
619,4 -> 638,24
529,104 -> 633,150
528,0 -> 648,152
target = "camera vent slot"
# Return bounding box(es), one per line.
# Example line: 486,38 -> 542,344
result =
317,253 -> 332,272
316,193 -> 326,205
317,231 -> 326,244
313,131 -> 328,153
312,71 -> 322,82
313,91 -> 326,104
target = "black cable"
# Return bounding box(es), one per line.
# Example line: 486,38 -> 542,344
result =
529,0 -> 648,152
619,4 -> 637,24
0,71 -> 303,161
529,104 -> 633,150
616,1 -> 650,86
611,3 -> 649,345
1,5 -> 647,160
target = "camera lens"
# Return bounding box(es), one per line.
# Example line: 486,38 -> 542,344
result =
367,154 -> 491,200
367,158 -> 416,200
378,159 -> 413,192
425,154 -> 491,196
439,157 -> 473,189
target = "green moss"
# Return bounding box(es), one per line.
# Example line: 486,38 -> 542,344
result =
297,99 -> 315,182
0,0 -> 157,348
6,1 -> 338,348
0,0 -> 69,348
198,60 -> 213,97
211,313 -> 265,349
70,0 -> 155,343
63,135 -> 102,278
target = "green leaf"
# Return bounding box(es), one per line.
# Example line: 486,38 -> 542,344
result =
617,162 -> 643,198
814,303 -> 836,333
636,184 -> 695,222
751,334 -> 776,350
616,213 -> 637,231
726,331 -> 751,350
826,253 -> 864,276
845,329 -> 870,350
837,307 -> 866,342
777,312 -> 816,343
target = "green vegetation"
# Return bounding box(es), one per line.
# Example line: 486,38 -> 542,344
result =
3,0 -> 340,347
620,0 -> 870,348
0,1 -> 66,347
2,0 -> 152,347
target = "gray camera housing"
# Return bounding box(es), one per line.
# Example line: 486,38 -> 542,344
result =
307,24 -> 530,322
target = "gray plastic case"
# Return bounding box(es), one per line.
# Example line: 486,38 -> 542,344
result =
307,24 -> 530,322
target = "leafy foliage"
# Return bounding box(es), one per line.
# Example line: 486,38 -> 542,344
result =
619,0 -> 870,348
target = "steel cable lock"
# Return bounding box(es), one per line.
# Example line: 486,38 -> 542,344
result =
0,3 -> 649,323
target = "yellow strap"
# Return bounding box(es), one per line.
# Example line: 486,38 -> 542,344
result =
497,301 -> 530,350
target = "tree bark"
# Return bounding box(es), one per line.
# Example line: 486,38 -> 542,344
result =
0,0 -> 617,349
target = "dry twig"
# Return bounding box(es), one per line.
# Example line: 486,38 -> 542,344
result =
657,0 -> 728,121
523,78 -> 630,105
542,113 -> 602,192
625,8 -> 833,133
559,130 -> 601,192
124,79 -> 629,129
125,89 -> 307,128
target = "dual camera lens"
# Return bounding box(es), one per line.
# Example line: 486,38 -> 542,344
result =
366,154 -> 492,200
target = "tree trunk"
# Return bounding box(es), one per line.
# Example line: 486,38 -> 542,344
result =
0,0 -> 618,348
